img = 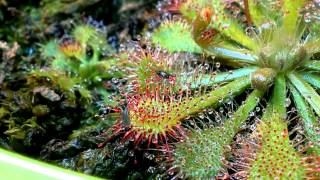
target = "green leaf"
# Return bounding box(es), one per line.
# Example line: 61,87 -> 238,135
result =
247,0 -> 270,27
137,77 -> 251,130
303,60 -> 320,72
180,67 -> 258,89
308,24 -> 320,40
228,89 -> 265,132
73,25 -> 97,46
179,0 -> 210,21
281,0 -> 307,36
174,89 -> 263,178
40,40 -> 64,60
204,46 -> 257,65
73,25 -> 112,62
247,0 -> 284,27
97,89 -> 119,107
184,0 -> 256,50
248,113 -> 306,179
207,2 -> 256,50
0,148 -> 102,180
288,73 -> 320,117
305,35 -> 320,55
152,21 -> 201,53
300,72 -> 320,89
289,83 -> 320,155
0,107 -> 9,119
40,0 -> 100,18
78,87 -> 92,100
191,77 -> 251,111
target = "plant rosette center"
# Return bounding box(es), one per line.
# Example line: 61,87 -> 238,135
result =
258,41 -> 309,73
250,34 -> 313,91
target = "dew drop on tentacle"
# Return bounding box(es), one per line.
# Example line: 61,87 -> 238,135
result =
198,112 -> 205,119
285,98 -> 291,107
215,62 -> 221,69
147,166 -> 156,173
128,150 -> 135,157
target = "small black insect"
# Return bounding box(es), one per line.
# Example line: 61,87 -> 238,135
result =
156,70 -> 172,79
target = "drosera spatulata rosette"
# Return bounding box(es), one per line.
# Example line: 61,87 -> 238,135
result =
148,0 -> 320,178
41,24 -> 121,87
37,23 -> 125,108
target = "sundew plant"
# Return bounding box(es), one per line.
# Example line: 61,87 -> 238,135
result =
143,0 -> 320,179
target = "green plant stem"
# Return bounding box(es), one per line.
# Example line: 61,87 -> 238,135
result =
227,89 -> 265,134
165,77 -> 251,125
182,77 -> 251,117
181,67 -> 258,89
174,89 -> 263,178
263,74 -> 287,119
